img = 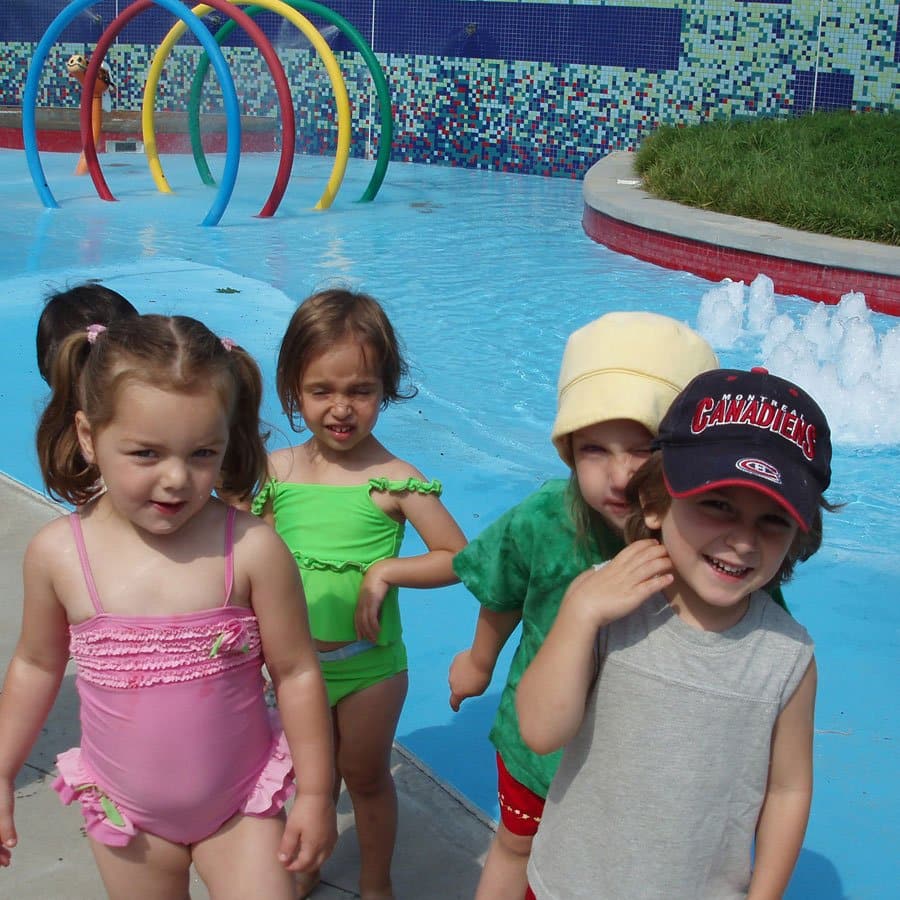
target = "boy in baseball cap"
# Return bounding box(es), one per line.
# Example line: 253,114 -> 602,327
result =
519,366 -> 833,898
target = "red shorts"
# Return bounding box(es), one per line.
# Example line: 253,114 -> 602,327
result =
496,752 -> 545,838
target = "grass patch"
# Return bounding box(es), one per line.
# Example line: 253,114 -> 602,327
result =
633,111 -> 900,246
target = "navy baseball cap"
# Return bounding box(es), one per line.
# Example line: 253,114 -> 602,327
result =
654,367 -> 832,531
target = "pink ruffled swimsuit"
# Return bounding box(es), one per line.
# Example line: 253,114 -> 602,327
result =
53,508 -> 294,847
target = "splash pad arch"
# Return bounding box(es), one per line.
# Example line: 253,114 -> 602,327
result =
23,0 -> 392,225
187,0 -> 393,204
145,0 -> 350,213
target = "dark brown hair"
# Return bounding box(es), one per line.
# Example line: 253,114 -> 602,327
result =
37,314 -> 267,505
276,289 -> 417,432
36,282 -> 138,385
624,453 -> 834,588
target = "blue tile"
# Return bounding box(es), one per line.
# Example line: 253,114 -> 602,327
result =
793,69 -> 854,114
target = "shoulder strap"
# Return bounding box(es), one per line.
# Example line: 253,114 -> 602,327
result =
368,476 -> 443,496
68,514 -> 104,615
250,478 -> 276,517
223,506 -> 236,607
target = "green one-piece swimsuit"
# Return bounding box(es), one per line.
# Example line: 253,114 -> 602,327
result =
252,476 -> 442,704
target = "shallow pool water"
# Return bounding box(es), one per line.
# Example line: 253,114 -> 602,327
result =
1,149 -> 896,898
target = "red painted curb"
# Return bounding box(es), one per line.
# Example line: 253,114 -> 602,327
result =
583,205 -> 900,317
0,126 -> 275,154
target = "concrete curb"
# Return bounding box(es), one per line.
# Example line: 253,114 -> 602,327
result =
582,152 -> 900,313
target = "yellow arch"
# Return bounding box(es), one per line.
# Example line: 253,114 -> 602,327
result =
143,0 -> 351,210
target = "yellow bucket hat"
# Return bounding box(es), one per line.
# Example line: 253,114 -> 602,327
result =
551,311 -> 718,468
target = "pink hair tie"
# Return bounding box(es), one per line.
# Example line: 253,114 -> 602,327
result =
86,323 -> 107,344
220,338 -> 236,352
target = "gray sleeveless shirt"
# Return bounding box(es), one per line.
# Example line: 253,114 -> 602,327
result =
527,591 -> 813,900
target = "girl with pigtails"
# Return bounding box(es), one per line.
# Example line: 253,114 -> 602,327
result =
0,314 -> 336,899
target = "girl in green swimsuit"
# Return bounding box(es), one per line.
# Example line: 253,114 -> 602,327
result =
253,289 -> 467,900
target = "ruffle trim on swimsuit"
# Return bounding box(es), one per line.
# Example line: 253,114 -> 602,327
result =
241,713 -> 296,817
292,553 -> 370,575
70,616 -> 262,689
250,480 -> 275,515
53,749 -> 138,847
250,476 -> 442,517
52,714 -> 295,848
367,476 -> 442,496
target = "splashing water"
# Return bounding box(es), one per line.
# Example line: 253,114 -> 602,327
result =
697,275 -> 900,446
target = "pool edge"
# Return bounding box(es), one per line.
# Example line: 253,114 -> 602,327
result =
583,152 -> 900,316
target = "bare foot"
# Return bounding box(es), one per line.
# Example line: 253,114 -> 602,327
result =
360,889 -> 395,900
295,871 -> 321,900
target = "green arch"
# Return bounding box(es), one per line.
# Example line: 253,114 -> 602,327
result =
189,0 -> 392,202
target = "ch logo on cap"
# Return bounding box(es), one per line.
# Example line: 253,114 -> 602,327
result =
736,458 -> 782,484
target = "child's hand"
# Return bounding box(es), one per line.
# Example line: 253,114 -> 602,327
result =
564,539 -> 673,628
354,563 -> 391,643
0,779 -> 17,867
278,791 -> 337,873
448,649 -> 492,711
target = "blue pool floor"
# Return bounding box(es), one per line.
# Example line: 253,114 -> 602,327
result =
0,148 -> 897,897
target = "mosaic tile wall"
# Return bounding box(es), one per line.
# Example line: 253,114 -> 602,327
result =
1,0 -> 897,178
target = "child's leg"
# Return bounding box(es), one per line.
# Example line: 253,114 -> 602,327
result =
475,753 -> 545,900
475,824 -> 534,900
335,670 -> 408,899
90,832 -> 192,900
294,868 -> 322,900
192,811 -> 295,900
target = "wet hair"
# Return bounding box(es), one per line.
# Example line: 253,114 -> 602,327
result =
37,314 -> 267,505
623,453 -> 835,589
276,288 -> 417,432
36,282 -> 139,384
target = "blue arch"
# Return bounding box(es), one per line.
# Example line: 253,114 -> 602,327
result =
23,0 -> 242,226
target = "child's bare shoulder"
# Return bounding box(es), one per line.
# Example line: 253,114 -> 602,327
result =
227,509 -> 300,606
26,514 -> 71,564
231,507 -> 293,562
378,454 -> 429,485
233,505 -> 279,539
24,515 -> 85,608
267,445 -> 309,482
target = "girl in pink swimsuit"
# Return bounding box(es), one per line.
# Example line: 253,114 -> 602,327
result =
0,315 -> 337,899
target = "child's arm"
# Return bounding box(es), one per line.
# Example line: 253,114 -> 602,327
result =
242,517 -> 337,873
449,607 -> 521,711
517,540 -> 672,754
0,529 -> 71,867
355,485 -> 467,642
747,658 -> 817,900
